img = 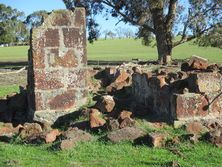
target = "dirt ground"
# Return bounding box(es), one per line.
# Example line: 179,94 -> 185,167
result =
0,69 -> 27,87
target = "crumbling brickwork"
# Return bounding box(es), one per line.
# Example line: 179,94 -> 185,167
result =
132,63 -> 222,121
28,9 -> 88,122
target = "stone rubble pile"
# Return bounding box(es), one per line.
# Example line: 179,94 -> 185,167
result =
0,55 -> 222,149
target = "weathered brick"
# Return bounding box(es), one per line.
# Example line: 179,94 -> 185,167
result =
34,71 -> 64,90
171,93 -> 209,120
80,47 -> 87,65
34,92 -> 44,111
188,55 -> 208,70
67,69 -> 87,88
48,90 -> 76,110
45,29 -> 59,47
206,93 -> 222,115
28,9 -> 88,117
63,28 -> 82,47
74,8 -> 85,28
51,11 -> 71,26
48,49 -> 78,68
31,37 -> 45,69
188,72 -> 222,93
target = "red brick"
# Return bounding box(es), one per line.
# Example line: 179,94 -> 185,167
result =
172,93 -> 209,119
45,29 -> 59,47
34,71 -> 64,90
52,12 -> 71,26
48,90 -> 76,110
48,49 -> 78,68
74,8 -> 85,27
63,28 -> 82,47
32,37 -> 45,69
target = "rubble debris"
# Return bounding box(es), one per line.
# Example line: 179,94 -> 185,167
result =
148,132 -> 168,148
89,109 -> 106,128
185,121 -> 207,135
106,118 -> 119,131
106,127 -> 146,143
45,129 -> 61,143
95,95 -> 115,113
188,55 -> 209,70
118,110 -> 135,128
60,128 -> 93,150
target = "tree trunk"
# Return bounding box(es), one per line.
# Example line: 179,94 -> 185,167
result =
150,1 -> 173,64
155,31 -> 172,64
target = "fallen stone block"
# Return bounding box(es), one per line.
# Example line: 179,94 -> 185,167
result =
89,109 -> 106,128
60,128 -> 93,150
45,129 -> 61,143
171,93 -> 209,120
19,123 -> 43,140
0,123 -> 22,139
185,121 -> 207,135
106,119 -> 119,131
118,110 -> 132,121
95,95 -> 115,113
119,117 -> 135,129
107,70 -> 131,91
188,72 -> 222,93
148,132 -> 167,148
106,127 -> 146,143
188,55 -> 209,70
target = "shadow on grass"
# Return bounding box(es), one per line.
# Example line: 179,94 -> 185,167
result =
0,61 -> 28,69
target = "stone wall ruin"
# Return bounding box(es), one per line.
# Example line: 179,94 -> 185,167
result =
28,8 -> 88,122
132,56 -> 222,122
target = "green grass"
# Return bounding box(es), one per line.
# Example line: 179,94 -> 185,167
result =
0,39 -> 221,62
0,46 -> 28,62
0,141 -> 221,167
0,85 -> 20,98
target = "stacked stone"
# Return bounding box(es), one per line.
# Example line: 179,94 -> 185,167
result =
132,71 -> 222,121
172,72 -> 222,120
28,8 -> 88,122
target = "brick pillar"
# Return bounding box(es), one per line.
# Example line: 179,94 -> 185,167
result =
28,8 -> 88,123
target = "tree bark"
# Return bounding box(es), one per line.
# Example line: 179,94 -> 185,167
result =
155,31 -> 172,64
150,0 -> 173,64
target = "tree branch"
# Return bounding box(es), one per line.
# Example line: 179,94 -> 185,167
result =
175,3 -> 218,47
173,23 -> 221,47
101,0 -> 155,33
165,0 -> 177,31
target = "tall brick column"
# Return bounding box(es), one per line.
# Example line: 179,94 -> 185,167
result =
28,9 -> 88,123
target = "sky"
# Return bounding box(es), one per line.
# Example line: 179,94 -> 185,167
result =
0,0 -> 138,36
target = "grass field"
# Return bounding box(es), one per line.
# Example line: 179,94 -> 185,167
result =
0,39 -> 221,62
0,141 -> 222,167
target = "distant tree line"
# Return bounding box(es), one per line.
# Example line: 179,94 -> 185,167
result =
0,4 -> 49,46
103,27 -> 136,40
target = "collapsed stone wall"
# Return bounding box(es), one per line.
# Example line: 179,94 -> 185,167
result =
132,57 -> 222,121
28,9 -> 88,122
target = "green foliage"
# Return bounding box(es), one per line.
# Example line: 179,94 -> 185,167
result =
25,10 -> 49,28
0,4 -> 28,44
195,27 -> 222,49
